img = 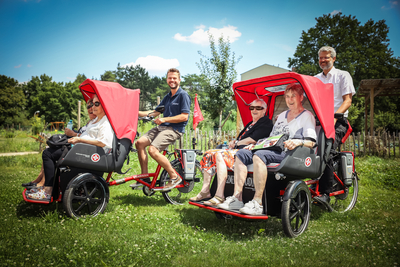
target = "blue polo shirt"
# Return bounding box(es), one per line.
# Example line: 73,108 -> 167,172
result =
156,87 -> 191,133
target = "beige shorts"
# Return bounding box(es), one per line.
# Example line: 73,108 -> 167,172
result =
143,126 -> 182,151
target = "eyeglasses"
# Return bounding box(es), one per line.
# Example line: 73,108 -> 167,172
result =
86,103 -> 93,109
249,106 -> 264,110
93,101 -> 101,107
319,56 -> 331,60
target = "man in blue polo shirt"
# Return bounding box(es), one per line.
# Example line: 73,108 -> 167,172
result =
132,68 -> 191,191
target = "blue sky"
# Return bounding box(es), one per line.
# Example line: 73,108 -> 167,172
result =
1,0 -> 399,83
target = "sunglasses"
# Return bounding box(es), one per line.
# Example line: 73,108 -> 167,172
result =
249,106 -> 264,110
86,103 -> 93,109
93,101 -> 101,107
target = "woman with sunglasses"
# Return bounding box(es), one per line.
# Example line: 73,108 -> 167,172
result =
22,98 -> 97,191
27,95 -> 114,200
190,99 -> 273,206
217,83 -> 317,215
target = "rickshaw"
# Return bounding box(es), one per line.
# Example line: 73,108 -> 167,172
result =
189,72 -> 359,238
23,79 -> 203,217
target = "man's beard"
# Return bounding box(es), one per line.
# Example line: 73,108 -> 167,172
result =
319,61 -> 333,70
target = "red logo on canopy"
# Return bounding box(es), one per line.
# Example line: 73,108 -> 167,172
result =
305,157 -> 312,167
91,153 -> 100,162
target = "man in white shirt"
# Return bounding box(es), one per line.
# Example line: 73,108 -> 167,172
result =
313,46 -> 356,208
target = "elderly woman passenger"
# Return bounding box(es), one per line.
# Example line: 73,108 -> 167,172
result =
218,83 -> 317,215
27,95 -> 114,200
190,99 -> 273,206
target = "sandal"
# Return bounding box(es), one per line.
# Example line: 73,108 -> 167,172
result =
22,181 -> 37,188
189,192 -> 211,202
27,189 -> 51,200
204,196 -> 224,206
27,186 -> 44,193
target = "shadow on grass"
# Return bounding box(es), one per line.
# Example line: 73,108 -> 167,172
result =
16,200 -> 65,219
177,206 -> 285,239
109,191 -> 169,208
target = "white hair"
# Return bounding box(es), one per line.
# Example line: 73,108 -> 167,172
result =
251,99 -> 267,109
318,46 -> 336,58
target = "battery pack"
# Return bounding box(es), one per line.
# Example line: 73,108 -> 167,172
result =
340,152 -> 353,186
183,150 -> 196,180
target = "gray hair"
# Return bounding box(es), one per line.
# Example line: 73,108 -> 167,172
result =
318,46 -> 336,58
250,99 -> 267,109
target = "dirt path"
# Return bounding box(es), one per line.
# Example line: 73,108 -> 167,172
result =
0,151 -> 40,157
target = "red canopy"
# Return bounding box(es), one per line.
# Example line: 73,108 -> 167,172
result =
79,79 -> 140,142
233,72 -> 335,140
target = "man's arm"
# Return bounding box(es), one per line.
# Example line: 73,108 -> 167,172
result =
335,93 -> 352,114
138,110 -> 160,118
154,113 -> 188,125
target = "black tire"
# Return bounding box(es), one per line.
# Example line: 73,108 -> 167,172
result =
281,181 -> 311,238
331,172 -> 359,212
161,159 -> 203,205
214,211 -> 232,220
63,173 -> 109,218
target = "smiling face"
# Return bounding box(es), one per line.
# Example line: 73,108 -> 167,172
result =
285,89 -> 304,111
319,51 -> 335,71
92,95 -> 105,118
167,71 -> 181,90
250,100 -> 266,121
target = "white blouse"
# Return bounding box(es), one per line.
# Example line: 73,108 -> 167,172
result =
80,116 -> 114,152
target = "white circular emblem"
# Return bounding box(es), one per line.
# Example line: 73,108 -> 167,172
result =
305,157 -> 312,167
91,153 -> 100,162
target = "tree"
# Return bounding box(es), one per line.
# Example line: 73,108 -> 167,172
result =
114,64 -> 154,110
0,75 -> 27,126
100,71 -> 116,82
288,13 -> 400,132
197,33 -> 242,130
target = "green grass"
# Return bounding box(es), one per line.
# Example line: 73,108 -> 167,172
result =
0,154 -> 399,266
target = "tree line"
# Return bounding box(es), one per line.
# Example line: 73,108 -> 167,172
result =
1,13 -> 399,133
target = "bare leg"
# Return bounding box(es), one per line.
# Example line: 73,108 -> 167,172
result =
214,153 -> 228,200
31,164 -> 45,186
135,136 -> 151,174
232,157 -> 248,201
190,171 -> 212,200
148,145 -> 177,180
252,155 -> 268,205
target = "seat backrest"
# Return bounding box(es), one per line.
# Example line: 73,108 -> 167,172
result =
59,133 -> 132,174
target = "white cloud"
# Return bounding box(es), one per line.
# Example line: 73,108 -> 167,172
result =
330,9 -> 341,15
382,1 -> 398,9
246,39 -> 254,44
122,55 -> 180,76
14,64 -> 21,68
174,25 -> 242,46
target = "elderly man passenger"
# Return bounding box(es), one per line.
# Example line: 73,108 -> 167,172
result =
218,83 -> 317,215
190,99 -> 273,206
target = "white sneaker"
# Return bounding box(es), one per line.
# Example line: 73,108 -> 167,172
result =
217,196 -> 244,210
239,200 -> 263,215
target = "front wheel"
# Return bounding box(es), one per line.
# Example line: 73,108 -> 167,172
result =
63,173 -> 109,218
281,181 -> 311,238
161,159 -> 203,205
331,172 -> 359,212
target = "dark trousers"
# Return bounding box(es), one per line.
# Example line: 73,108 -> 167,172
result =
42,147 -> 66,187
319,118 -> 349,195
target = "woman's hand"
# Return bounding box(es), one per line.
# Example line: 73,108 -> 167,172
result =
64,128 -> 77,137
284,139 -> 303,150
228,140 -> 236,149
68,137 -> 81,145
244,144 -> 255,150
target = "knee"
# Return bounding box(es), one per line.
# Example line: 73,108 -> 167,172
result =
148,146 -> 160,157
135,138 -> 147,149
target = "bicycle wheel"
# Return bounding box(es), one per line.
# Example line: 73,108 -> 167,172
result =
161,159 -> 203,205
281,181 -> 311,238
331,172 -> 359,212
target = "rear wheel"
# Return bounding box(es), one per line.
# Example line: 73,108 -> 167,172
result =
63,174 -> 109,218
331,172 -> 359,212
281,181 -> 311,238
161,159 -> 203,205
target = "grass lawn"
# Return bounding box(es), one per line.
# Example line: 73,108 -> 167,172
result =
0,154 -> 399,267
